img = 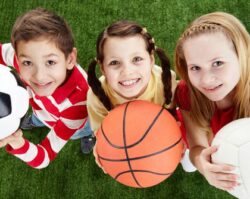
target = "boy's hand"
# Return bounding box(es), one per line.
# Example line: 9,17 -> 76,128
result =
0,129 -> 25,149
199,146 -> 239,191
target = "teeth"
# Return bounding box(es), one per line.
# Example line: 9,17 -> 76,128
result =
120,79 -> 137,86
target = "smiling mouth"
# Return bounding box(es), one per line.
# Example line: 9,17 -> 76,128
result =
119,78 -> 140,86
33,82 -> 52,88
204,84 -> 223,91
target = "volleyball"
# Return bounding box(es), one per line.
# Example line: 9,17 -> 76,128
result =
212,118 -> 250,198
95,100 -> 183,188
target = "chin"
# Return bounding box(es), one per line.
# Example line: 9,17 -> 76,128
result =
34,90 -> 54,97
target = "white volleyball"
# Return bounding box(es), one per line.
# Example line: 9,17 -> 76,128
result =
212,118 -> 250,199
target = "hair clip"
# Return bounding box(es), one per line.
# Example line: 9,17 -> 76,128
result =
149,38 -> 155,44
141,27 -> 147,34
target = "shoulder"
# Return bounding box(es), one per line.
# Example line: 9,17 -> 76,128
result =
71,64 -> 89,93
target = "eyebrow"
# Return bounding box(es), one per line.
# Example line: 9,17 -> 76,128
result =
18,53 -> 59,58
209,57 -> 224,62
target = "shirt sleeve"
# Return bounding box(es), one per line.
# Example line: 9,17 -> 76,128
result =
174,80 -> 191,111
87,88 -> 109,134
6,88 -> 88,169
0,43 -> 18,68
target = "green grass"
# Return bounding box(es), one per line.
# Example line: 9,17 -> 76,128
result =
0,0 -> 249,198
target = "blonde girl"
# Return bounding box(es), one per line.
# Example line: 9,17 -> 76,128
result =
175,12 -> 250,190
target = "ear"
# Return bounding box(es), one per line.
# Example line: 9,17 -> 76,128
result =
66,47 -> 77,70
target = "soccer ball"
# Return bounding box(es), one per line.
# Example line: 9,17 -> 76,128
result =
0,65 -> 29,139
211,118 -> 250,199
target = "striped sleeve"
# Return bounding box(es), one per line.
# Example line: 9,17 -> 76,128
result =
6,104 -> 87,169
0,43 -> 18,68
6,89 -> 88,169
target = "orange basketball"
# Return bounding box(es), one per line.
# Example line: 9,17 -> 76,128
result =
96,100 -> 183,188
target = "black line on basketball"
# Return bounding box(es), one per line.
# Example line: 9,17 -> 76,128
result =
100,105 -> 165,149
122,102 -> 142,187
98,137 -> 182,162
115,169 -> 172,180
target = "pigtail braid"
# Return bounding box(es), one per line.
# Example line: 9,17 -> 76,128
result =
87,59 -> 112,111
155,48 -> 172,105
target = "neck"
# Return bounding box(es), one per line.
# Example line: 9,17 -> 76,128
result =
215,92 -> 234,109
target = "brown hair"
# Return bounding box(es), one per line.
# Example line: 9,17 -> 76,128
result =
11,7 -> 74,58
88,20 -> 172,111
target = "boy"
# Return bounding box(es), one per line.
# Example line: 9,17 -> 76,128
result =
0,8 -> 95,169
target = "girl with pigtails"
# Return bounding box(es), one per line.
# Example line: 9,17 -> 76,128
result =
174,12 -> 250,191
87,20 -> 195,172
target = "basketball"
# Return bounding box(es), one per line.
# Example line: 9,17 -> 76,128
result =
211,118 -> 250,198
95,100 -> 183,188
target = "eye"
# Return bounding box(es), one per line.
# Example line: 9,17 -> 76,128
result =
189,65 -> 200,71
46,60 -> 56,66
133,56 -> 143,63
22,60 -> 32,66
212,61 -> 223,67
109,60 -> 119,66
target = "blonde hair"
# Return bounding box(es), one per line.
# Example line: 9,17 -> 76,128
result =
175,12 -> 250,132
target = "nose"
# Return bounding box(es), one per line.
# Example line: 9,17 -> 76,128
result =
121,62 -> 133,75
34,66 -> 46,82
201,71 -> 216,86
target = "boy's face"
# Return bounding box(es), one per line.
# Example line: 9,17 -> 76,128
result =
16,39 -> 75,96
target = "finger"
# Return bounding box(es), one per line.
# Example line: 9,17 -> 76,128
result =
214,180 -> 239,191
209,163 -> 235,173
0,140 -> 5,147
13,129 -> 23,137
215,172 -> 238,182
202,146 -> 218,157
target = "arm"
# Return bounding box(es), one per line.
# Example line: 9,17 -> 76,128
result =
181,109 -> 239,191
5,103 -> 87,169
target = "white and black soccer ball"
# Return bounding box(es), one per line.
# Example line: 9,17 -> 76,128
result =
212,118 -> 250,199
0,64 -> 29,139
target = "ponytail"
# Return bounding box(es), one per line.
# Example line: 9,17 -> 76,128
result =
154,48 -> 176,117
154,48 -> 172,105
87,59 -> 112,111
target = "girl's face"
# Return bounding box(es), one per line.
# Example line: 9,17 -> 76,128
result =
183,32 -> 240,108
101,35 -> 154,100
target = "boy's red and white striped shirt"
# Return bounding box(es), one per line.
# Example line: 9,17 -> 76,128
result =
0,43 -> 89,168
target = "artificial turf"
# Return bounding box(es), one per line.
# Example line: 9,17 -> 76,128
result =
0,0 -> 249,198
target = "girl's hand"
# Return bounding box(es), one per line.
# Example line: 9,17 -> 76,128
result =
0,129 -> 24,148
93,144 -> 107,174
199,146 -> 239,191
